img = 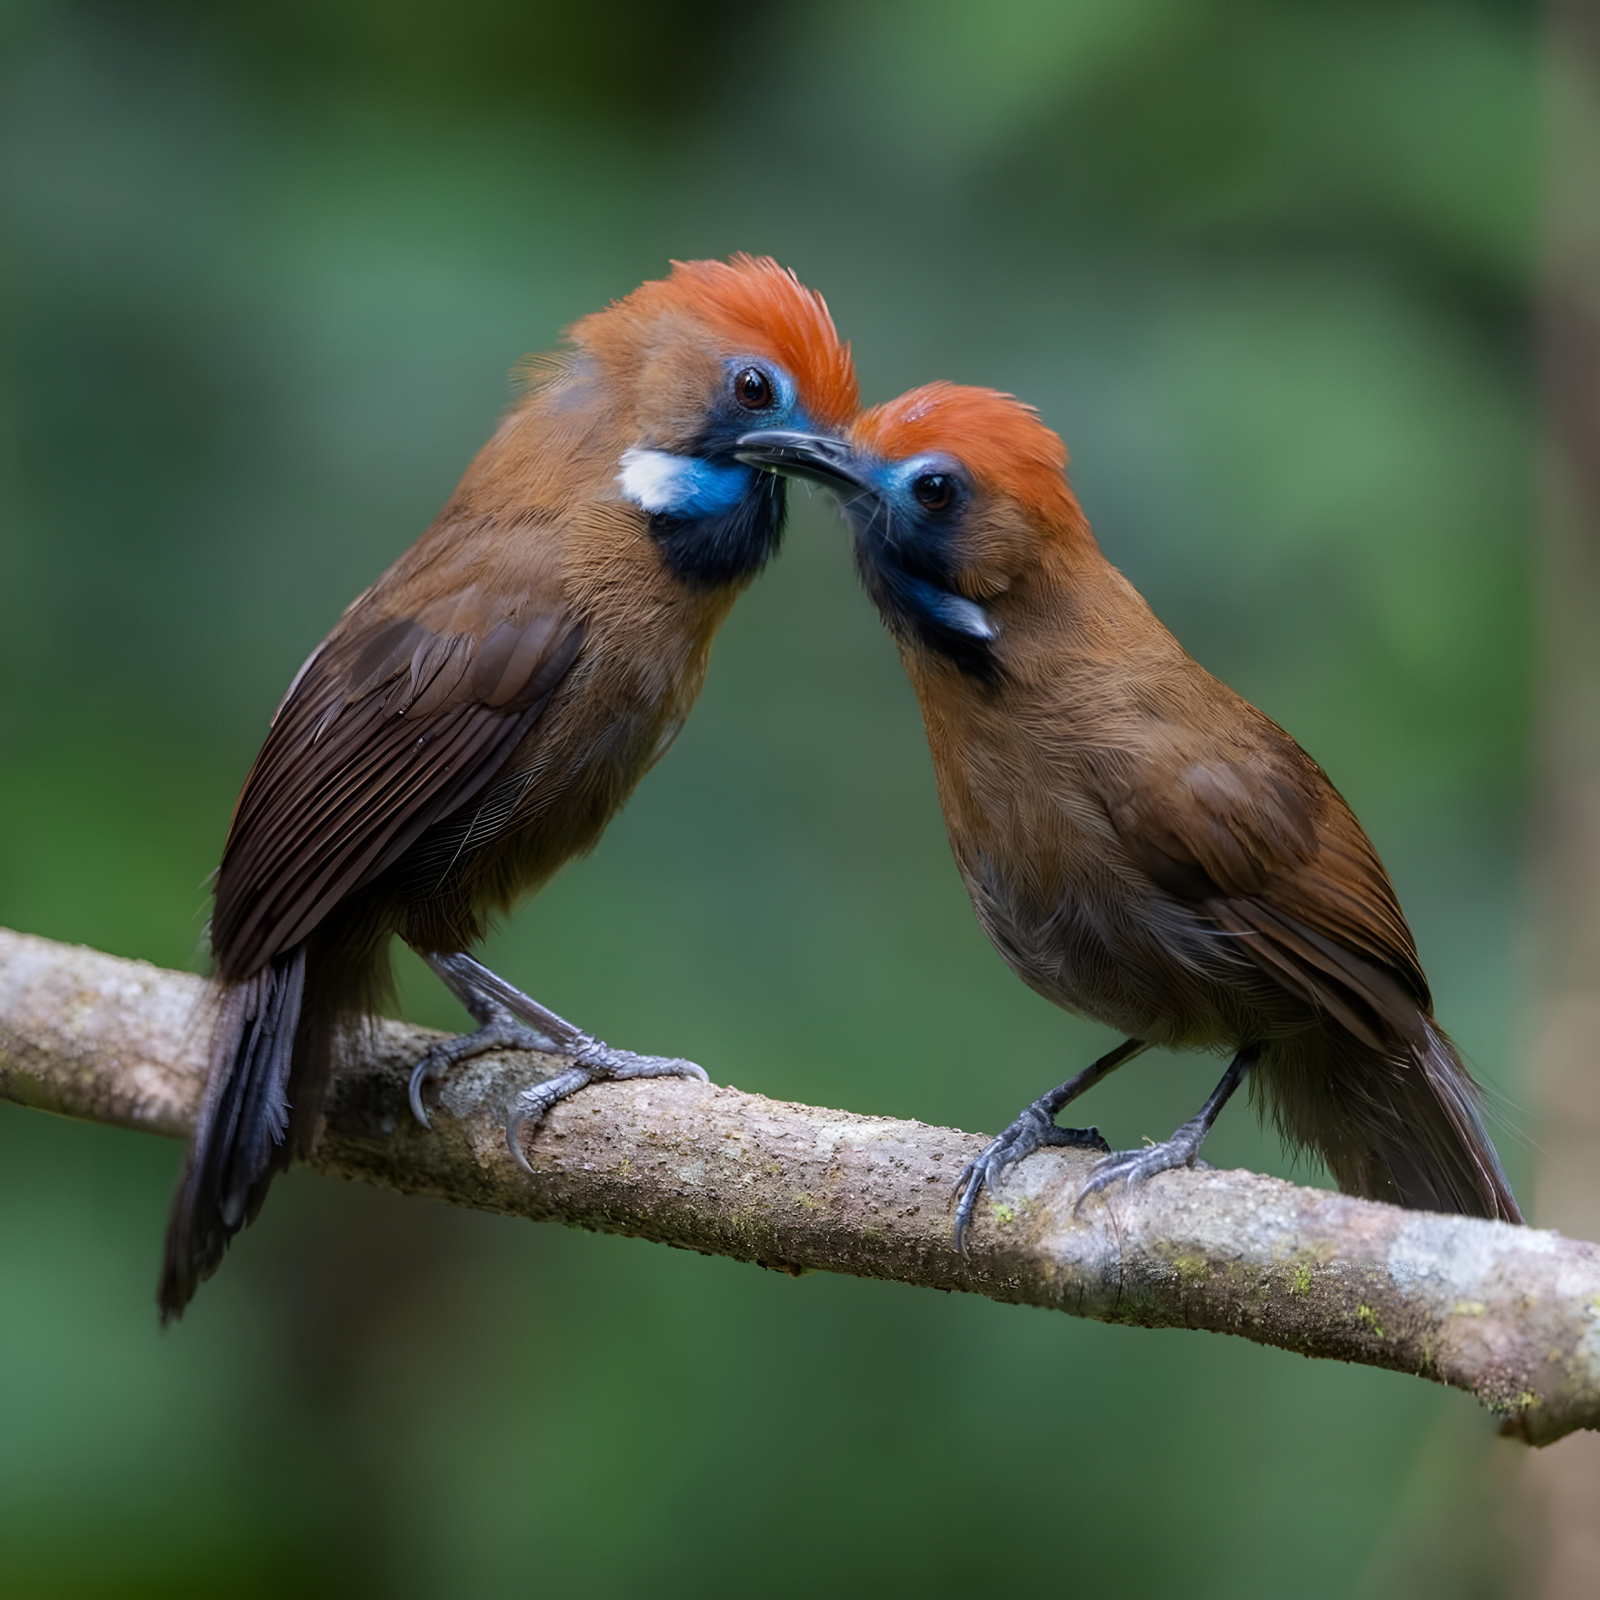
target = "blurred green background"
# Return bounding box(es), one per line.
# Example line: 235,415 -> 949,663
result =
0,0 -> 1541,1595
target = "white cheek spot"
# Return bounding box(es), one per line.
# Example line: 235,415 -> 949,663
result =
618,448 -> 694,513
946,596 -> 997,639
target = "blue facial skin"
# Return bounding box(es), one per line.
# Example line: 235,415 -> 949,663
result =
843,455 -> 1001,685
648,361 -> 814,590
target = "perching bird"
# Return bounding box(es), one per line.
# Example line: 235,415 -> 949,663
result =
737,383 -> 1521,1247
160,255 -> 858,1319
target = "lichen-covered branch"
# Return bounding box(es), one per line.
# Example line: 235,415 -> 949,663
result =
2,926 -> 1597,1444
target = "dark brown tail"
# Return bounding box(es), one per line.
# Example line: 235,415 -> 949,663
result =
158,914 -> 392,1321
1256,1019 -> 1522,1223
159,947 -> 313,1321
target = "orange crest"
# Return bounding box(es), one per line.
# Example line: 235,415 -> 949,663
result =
571,255 -> 858,430
853,383 -> 1079,529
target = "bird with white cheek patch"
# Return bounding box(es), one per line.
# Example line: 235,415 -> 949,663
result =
161,256 -> 857,1320
738,382 -> 1521,1250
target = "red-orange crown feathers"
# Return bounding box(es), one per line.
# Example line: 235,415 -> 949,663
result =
852,382 -> 1081,531
571,255 -> 858,430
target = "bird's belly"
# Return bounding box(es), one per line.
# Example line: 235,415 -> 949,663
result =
964,856 -> 1287,1049
390,655 -> 701,941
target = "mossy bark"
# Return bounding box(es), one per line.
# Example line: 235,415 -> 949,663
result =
4,926 -> 1599,1444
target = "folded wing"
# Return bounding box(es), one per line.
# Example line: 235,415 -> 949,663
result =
1094,716 -> 1427,1051
212,600 -> 583,981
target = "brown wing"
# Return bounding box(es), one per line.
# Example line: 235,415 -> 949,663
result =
1094,719 -> 1431,1051
211,603 -> 583,981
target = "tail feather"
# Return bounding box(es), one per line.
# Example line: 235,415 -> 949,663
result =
159,946 -> 308,1322
1258,1019 -> 1522,1223
160,911 -> 395,1321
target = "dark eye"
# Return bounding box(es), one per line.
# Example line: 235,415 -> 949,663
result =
734,367 -> 773,410
912,473 -> 954,512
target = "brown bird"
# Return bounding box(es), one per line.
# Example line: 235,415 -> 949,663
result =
737,383 -> 1521,1247
161,256 -> 858,1318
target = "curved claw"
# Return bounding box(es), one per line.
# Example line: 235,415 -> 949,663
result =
1074,1145 -> 1182,1213
408,1054 -> 441,1130
651,1057 -> 707,1084
1073,1165 -> 1125,1211
952,1144 -> 1001,1257
505,1105 -> 536,1175
505,1066 -> 593,1174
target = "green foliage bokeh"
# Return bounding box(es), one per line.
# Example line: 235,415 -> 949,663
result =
0,1 -> 1537,1595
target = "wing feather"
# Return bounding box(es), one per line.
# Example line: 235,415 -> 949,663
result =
212,604 -> 583,981
1095,719 -> 1431,1043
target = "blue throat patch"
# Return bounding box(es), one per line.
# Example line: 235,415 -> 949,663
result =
852,501 -> 1000,684
648,465 -> 786,589
618,448 -> 756,520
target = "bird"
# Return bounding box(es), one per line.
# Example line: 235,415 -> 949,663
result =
160,255 -> 858,1319
736,381 -> 1522,1249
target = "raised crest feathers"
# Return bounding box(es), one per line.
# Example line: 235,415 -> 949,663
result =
571,254 -> 858,429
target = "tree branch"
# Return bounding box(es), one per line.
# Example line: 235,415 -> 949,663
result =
2,927 -> 1596,1444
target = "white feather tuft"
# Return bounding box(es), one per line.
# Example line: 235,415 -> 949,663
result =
617,448 -> 696,513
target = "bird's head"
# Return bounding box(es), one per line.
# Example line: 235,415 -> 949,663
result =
564,254 -> 857,589
736,382 -> 1089,683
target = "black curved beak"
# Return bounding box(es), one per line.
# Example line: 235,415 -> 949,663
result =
734,430 -> 870,493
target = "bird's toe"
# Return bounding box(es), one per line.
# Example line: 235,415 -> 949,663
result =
410,1014 -> 562,1130
504,1065 -> 595,1173
407,1048 -> 448,1129
1076,1140 -> 1192,1209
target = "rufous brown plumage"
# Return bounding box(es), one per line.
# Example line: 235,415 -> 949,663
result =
737,382 -> 1520,1244
161,256 -> 857,1320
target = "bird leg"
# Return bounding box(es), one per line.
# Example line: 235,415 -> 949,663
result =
952,1038 -> 1148,1254
412,951 -> 708,1171
407,956 -> 558,1128
1074,1043 -> 1260,1211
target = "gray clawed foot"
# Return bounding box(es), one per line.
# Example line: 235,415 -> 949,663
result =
504,1043 -> 709,1174
408,1012 -> 557,1128
1073,1046 -> 1255,1211
952,1105 -> 1110,1256
1074,1131 -> 1205,1211
412,949 -> 711,1175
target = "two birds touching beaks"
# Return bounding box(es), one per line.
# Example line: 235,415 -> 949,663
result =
159,254 -> 1521,1324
